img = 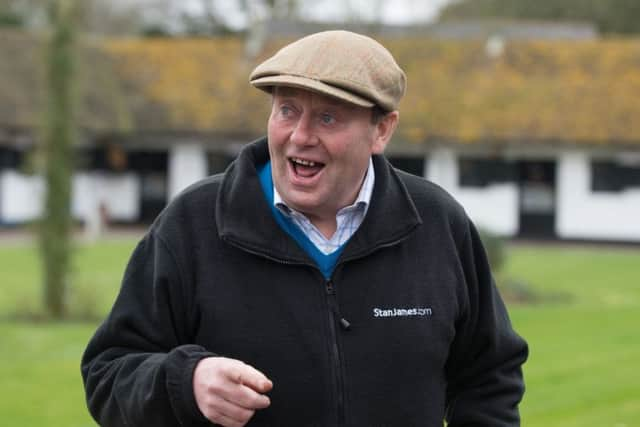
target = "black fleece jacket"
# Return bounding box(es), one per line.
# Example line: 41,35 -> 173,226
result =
81,138 -> 528,427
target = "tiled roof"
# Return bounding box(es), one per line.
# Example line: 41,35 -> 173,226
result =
392,37 -> 640,145
0,31 -> 43,128
3,30 -> 640,147
0,30 -> 128,133
104,37 -> 268,134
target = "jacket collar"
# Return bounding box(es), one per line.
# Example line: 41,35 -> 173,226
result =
216,137 -> 422,264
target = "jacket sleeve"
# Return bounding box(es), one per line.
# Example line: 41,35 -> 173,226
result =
81,230 -> 215,426
445,220 -> 529,426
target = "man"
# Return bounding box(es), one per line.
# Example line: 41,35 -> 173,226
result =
82,30 -> 528,427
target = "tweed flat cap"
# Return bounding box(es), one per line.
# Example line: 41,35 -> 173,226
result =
249,30 -> 406,112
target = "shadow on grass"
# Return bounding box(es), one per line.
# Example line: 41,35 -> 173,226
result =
498,277 -> 573,305
2,285 -> 105,323
1,311 -> 103,324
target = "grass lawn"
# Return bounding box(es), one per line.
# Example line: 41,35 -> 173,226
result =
0,235 -> 638,426
0,236 -> 138,427
0,322 -> 98,427
503,244 -> 640,427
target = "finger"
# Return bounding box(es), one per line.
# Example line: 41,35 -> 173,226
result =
224,383 -> 271,410
227,362 -> 273,393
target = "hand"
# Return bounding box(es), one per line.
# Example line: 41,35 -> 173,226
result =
193,357 -> 273,427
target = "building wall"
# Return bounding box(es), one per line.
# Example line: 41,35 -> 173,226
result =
3,145 -> 639,243
426,148 -> 640,242
73,172 -> 140,223
0,170 -> 44,224
426,148 -> 519,237
557,151 -> 640,241
0,170 -> 139,225
168,144 -> 208,200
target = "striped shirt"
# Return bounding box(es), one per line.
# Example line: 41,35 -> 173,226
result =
273,158 -> 375,255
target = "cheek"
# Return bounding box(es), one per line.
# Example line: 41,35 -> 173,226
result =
267,130 -> 283,164
267,118 -> 277,140
334,134 -> 374,164
268,119 -> 290,146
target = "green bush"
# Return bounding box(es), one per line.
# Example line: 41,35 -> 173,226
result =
478,228 -> 506,273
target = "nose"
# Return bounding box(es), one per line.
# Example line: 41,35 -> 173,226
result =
290,114 -> 318,146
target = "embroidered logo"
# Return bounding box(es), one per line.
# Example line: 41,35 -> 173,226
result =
373,307 -> 433,318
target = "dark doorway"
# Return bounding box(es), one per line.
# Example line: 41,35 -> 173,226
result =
128,151 -> 168,224
518,160 -> 556,238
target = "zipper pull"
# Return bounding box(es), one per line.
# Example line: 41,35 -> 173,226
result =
326,280 -> 335,295
339,318 -> 351,331
326,280 -> 351,331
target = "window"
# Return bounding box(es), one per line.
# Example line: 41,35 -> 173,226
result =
458,157 -> 515,187
0,146 -> 22,169
128,151 -> 168,172
592,160 -> 640,192
388,156 -> 425,177
77,145 -> 129,172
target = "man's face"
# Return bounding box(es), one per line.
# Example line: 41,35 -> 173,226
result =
267,87 -> 393,223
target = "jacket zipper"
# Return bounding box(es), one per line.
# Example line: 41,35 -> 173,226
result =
224,234 -> 417,425
224,236 -> 348,423
325,279 -> 347,425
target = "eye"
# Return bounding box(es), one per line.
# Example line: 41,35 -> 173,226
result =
280,105 -> 293,116
320,112 -> 336,125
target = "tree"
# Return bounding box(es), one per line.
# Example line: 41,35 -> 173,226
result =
39,0 -> 78,319
439,0 -> 640,35
0,0 -> 159,35
0,0 -> 47,28
77,0 -> 147,35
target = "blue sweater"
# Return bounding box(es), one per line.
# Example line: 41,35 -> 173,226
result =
257,161 -> 345,279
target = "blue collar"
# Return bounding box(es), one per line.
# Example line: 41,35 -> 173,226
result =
257,161 -> 346,279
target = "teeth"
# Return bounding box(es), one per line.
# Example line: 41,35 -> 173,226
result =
291,157 -> 318,167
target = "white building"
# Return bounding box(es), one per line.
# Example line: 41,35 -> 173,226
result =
1,30 -> 639,242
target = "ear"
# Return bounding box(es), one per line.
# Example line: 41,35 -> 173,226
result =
371,111 -> 399,154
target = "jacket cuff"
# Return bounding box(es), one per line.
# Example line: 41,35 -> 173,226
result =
165,344 -> 217,426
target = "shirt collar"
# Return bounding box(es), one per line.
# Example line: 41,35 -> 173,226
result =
273,157 -> 375,217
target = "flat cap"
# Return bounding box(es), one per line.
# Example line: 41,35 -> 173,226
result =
249,30 -> 406,112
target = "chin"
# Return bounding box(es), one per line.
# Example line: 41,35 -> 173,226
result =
288,198 -> 318,213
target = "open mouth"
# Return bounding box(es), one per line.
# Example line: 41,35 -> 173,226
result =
289,157 -> 325,178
